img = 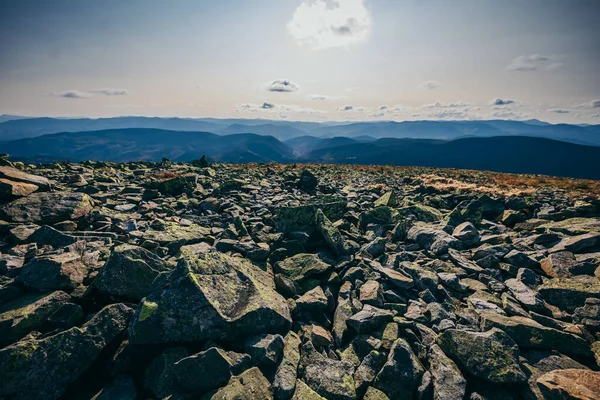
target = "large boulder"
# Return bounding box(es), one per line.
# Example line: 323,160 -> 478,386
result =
438,328 -> 527,384
207,367 -> 273,399
94,244 -> 173,301
479,311 -> 591,357
538,276 -> 600,312
1,192 -> 94,224
0,303 -> 133,400
0,291 -> 72,343
374,339 -> 425,399
536,369 -> 600,400
276,197 -> 346,234
428,344 -> 466,400
315,209 -> 346,257
0,179 -> 39,201
17,252 -> 88,292
0,166 -> 51,191
128,251 -> 291,344
273,331 -> 302,400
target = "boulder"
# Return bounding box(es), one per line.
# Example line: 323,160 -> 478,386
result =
428,344 -> 466,400
374,339 -> 425,399
273,331 -> 302,400
1,192 -> 94,224
479,312 -> 591,357
207,367 -> 273,400
17,252 -> 88,292
300,342 -> 357,400
128,251 -> 291,344
438,328 -> 527,383
0,303 -> 133,400
538,276 -> 600,312
0,166 -> 51,191
315,209 -> 346,256
94,244 -> 173,301
537,369 -> 600,400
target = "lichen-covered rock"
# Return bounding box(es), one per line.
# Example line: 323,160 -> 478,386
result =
17,252 -> 88,292
273,331 -> 302,400
300,342 -> 357,400
0,303 -> 133,400
479,311 -> 591,357
438,328 -> 527,384
94,244 -> 173,301
207,367 -> 273,400
428,344 -> 466,400
0,192 -> 93,224
0,291 -> 72,343
0,166 -> 51,191
315,209 -> 346,256
374,339 -> 425,399
128,251 -> 291,344
275,253 -> 332,287
538,276 -> 600,312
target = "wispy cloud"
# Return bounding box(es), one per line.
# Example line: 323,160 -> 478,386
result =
548,109 -> 570,114
91,88 -> 129,96
418,80 -> 440,90
307,94 -> 346,100
266,80 -> 299,93
50,90 -> 91,99
507,54 -> 562,72
423,101 -> 469,108
490,98 -> 515,106
238,102 -> 322,114
287,0 -> 371,50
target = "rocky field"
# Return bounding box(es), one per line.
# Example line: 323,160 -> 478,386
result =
0,155 -> 599,400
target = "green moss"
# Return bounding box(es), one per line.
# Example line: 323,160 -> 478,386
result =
139,301 -> 158,321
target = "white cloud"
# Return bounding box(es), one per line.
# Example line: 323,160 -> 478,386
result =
378,105 -> 388,110
345,86 -> 359,93
338,105 -> 354,111
507,54 -> 561,72
287,0 -> 371,50
307,94 -> 346,100
91,88 -> 129,96
418,80 -> 440,90
50,90 -> 91,99
490,110 -> 529,120
237,102 -> 322,114
423,101 -> 469,108
490,98 -> 515,106
592,100 -> 600,108
266,80 -> 299,92
548,109 -> 570,114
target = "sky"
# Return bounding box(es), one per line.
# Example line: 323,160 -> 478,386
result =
0,0 -> 599,123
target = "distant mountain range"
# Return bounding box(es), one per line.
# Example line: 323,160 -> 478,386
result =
2,126 -> 600,179
1,115 -> 600,146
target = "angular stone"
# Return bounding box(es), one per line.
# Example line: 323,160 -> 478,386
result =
128,252 -> 291,344
17,252 -> 88,292
538,276 -> 600,312
315,209 -> 346,257
0,179 -> 39,200
208,367 -> 273,400
0,303 -> 133,400
347,305 -> 395,334
300,342 -> 357,400
0,166 -> 51,191
438,328 -> 527,384
94,244 -> 172,301
537,369 -> 600,400
291,380 -> 326,400
541,251 -> 577,278
374,339 -> 425,399
244,333 -> 284,372
0,291 -> 71,343
428,344 -> 466,400
144,347 -> 189,398
273,331 -> 301,400
174,347 -> 250,393
275,253 -> 332,286
479,311 -> 591,357
1,192 -> 94,224
333,281 -> 354,347
407,224 -> 459,256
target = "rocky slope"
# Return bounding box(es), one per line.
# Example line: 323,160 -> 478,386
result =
0,155 -> 599,399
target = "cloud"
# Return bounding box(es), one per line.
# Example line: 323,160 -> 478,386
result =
345,87 -> 359,93
507,54 -> 561,72
378,105 -> 388,110
491,98 -> 515,106
266,79 -> 299,92
91,88 -> 129,96
419,80 -> 440,90
287,0 -> 371,50
423,101 -> 469,108
544,63 -> 563,72
548,109 -> 570,114
592,100 -> 600,108
307,94 -> 346,100
50,90 -> 91,99
238,102 -> 322,114
337,105 -> 354,111
491,110 -> 529,120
